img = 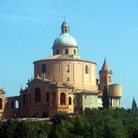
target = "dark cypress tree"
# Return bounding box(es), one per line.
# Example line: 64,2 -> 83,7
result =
102,86 -> 109,108
132,97 -> 137,114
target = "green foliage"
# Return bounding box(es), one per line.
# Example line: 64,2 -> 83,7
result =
50,111 -> 70,125
0,119 -> 16,138
104,115 -> 127,138
73,115 -> 95,137
103,108 -> 114,116
89,121 -> 96,138
1,108 -> 138,137
30,121 -> 51,138
114,108 -> 127,119
14,121 -> 33,138
132,113 -> 138,137
54,120 -> 74,138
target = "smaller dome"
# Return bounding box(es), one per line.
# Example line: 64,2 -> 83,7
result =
53,33 -> 77,46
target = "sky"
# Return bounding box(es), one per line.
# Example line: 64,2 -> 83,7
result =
0,0 -> 138,108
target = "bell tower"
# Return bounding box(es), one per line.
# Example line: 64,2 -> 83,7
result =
99,58 -> 112,91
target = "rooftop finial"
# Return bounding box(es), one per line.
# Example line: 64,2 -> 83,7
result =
20,85 -> 22,91
64,16 -> 66,21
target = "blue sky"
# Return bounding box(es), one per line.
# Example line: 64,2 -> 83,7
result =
0,0 -> 138,108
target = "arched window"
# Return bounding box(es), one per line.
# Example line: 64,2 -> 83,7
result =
15,100 -> 19,109
60,92 -> 66,105
69,97 -> 72,105
74,49 -> 76,54
41,64 -> 46,73
85,65 -> 89,74
35,87 -> 41,103
0,98 -> 2,109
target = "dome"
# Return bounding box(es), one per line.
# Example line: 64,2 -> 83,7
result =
53,33 -> 77,46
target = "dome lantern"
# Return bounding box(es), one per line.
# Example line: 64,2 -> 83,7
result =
61,20 -> 69,34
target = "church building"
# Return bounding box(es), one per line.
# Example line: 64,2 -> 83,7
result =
0,20 -> 122,118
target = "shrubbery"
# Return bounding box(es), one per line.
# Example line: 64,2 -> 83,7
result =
0,108 -> 138,138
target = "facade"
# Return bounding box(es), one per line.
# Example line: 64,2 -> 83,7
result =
0,20 -> 122,119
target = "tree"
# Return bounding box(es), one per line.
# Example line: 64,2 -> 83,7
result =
131,116 -> 138,138
72,115 -> 91,137
53,120 -> 73,138
102,86 -> 109,108
104,115 -> 127,138
0,119 -> 16,138
132,97 -> 137,113
30,121 -> 51,138
51,111 -> 70,125
14,121 -> 33,138
89,121 -> 96,138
